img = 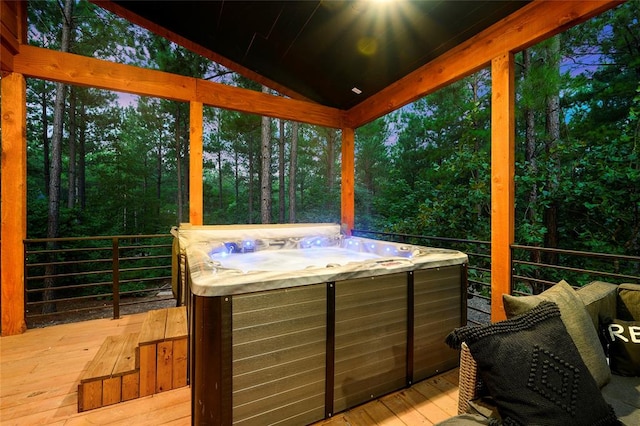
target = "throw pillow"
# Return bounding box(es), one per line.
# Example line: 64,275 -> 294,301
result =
446,301 -> 619,426
503,280 -> 611,388
604,318 -> 640,377
617,284 -> 640,321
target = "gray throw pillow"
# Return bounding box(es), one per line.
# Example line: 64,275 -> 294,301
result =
503,280 -> 611,388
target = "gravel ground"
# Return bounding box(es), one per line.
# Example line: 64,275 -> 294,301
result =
467,295 -> 491,325
27,289 -> 491,329
26,292 -> 177,329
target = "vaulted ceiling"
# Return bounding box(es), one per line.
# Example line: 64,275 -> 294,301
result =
106,1 -> 530,110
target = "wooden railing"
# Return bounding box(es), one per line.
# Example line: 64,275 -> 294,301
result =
24,234 -> 173,327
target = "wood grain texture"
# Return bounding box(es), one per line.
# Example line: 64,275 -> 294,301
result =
0,72 -> 27,336
165,306 -> 187,340
139,308 -> 168,344
340,127 -> 355,234
138,344 -> 157,397
13,45 -> 345,128
156,341 -> 173,393
1,310 -> 459,425
189,101 -> 203,225
490,53 -> 516,322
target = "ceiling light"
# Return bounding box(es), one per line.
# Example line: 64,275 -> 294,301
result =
352,87 -> 363,95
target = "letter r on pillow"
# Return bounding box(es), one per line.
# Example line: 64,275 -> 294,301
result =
608,324 -> 628,343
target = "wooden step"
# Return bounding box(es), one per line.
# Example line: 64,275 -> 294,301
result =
78,332 -> 140,412
77,306 -> 188,412
138,306 -> 188,397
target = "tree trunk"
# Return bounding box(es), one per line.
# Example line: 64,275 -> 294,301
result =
278,119 -> 286,223
218,149 -> 224,210
156,130 -> 163,218
67,87 -> 77,209
78,104 -> 86,210
289,122 -> 298,223
260,86 -> 272,224
248,147 -> 254,224
543,36 -> 561,266
175,107 -> 183,224
42,88 -> 50,196
234,149 -> 240,219
523,48 -> 543,294
326,129 -> 337,212
44,0 -> 74,314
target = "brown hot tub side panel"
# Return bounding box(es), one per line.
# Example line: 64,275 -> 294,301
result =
189,264 -> 466,425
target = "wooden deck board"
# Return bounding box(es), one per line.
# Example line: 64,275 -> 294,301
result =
139,308 -> 168,344
165,306 -> 187,340
1,312 -> 460,425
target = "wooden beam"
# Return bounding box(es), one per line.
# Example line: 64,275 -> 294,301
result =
12,45 -> 345,129
1,72 -> 28,336
189,101 -> 203,226
347,0 -> 623,128
14,45 -> 195,100
0,0 -> 26,72
195,79 -> 346,129
490,53 -> 515,323
340,128 -> 355,235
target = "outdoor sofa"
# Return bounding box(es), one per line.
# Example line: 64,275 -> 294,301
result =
439,280 -> 640,425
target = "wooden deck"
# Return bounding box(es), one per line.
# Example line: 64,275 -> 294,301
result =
1,312 -> 459,425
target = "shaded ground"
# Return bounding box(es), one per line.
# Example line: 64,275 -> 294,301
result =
26,290 -> 177,329
467,295 -> 491,325
27,286 -> 488,329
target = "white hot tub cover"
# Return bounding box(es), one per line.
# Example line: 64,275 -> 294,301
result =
175,223 -> 468,296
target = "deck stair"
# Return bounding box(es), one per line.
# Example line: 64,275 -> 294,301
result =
77,306 -> 187,412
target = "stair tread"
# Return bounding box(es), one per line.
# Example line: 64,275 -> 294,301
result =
113,332 -> 140,376
165,306 -> 187,340
80,335 -> 127,382
138,308 -> 168,345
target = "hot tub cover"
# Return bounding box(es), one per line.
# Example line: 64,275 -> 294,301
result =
175,223 -> 468,296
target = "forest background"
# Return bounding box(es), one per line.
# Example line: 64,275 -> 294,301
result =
17,0 -> 640,267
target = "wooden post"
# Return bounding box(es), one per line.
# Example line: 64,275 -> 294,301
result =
490,53 -> 515,322
341,127 -> 355,235
189,101 -> 203,225
1,72 -> 28,335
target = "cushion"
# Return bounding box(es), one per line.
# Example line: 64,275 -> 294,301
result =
617,284 -> 640,321
602,375 -> 640,426
577,281 -> 618,330
434,414 -> 491,425
446,301 -> 619,426
604,319 -> 640,377
503,280 -> 611,388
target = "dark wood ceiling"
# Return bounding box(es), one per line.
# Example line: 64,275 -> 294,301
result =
110,1 -> 530,110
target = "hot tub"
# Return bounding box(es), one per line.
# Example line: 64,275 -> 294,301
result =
177,224 -> 468,425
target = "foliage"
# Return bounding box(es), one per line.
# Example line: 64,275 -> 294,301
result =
22,0 -> 640,277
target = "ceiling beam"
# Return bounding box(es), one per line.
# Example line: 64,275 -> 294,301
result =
12,44 -> 346,128
346,0 -> 624,128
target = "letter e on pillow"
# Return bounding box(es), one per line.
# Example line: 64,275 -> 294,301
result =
631,325 -> 640,343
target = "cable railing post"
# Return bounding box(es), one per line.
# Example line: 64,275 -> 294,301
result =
23,239 -> 28,321
112,237 -> 120,319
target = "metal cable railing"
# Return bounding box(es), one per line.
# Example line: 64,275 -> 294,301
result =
352,229 -> 640,326
24,234 -> 174,327
23,230 -> 640,328
352,229 -> 492,325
